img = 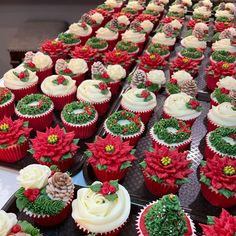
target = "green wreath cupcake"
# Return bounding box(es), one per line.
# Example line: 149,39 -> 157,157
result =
150,118 -> 192,152
104,110 -> 144,146
146,43 -> 170,60
0,210 -> 42,236
115,40 -> 139,56
0,87 -> 15,119
15,94 -> 54,131
61,101 -> 98,139
178,48 -> 204,63
16,164 -> 74,227
58,32 -> 81,51
210,50 -> 236,64
86,37 -> 109,52
205,127 -> 236,160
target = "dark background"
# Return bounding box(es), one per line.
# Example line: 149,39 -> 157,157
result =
0,1 -> 103,76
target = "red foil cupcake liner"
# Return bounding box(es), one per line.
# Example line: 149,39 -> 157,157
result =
210,97 -> 219,107
0,94 -> 15,119
143,172 -> 180,197
9,82 -> 38,101
80,33 -> 93,45
0,140 -> 29,163
15,105 -> 54,131
72,73 -> 85,86
201,183 -> 236,208
36,66 -> 53,84
106,38 -> 118,51
91,163 -> 129,182
206,74 -> 219,91
108,81 -> 121,95
61,112 -> 98,139
207,118 -> 220,132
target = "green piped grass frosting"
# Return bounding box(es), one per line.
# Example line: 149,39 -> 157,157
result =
116,41 -> 139,54
211,50 -> 236,64
58,32 -> 81,45
180,48 -> 203,59
147,44 -> 170,56
0,87 -> 12,106
86,37 -> 108,50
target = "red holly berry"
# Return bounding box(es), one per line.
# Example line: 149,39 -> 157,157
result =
123,127 -> 128,133
220,87 -> 230,94
170,78 -> 177,84
57,76 -> 65,84
145,81 -> 153,86
28,195 -> 38,202
190,100 -> 200,109
11,224 -> 22,233
103,181 -> 110,188
18,72 -> 26,79
24,188 -> 40,202
141,91 -> 150,99
63,68 -> 73,74
101,72 -> 110,79
81,22 -> 87,28
28,62 -> 36,68
100,186 -> 109,195
109,185 -> 116,193
32,189 -> 40,196
98,82 -> 107,90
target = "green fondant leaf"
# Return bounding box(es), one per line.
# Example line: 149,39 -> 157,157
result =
120,161 -> 132,170
90,183 -> 102,193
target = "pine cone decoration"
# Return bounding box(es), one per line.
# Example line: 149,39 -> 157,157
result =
180,80 -> 198,97
218,3 -> 225,11
163,24 -> 174,37
193,28 -> 205,40
229,90 -> 236,104
219,29 -> 233,40
24,51 -> 35,63
46,172 -> 74,203
92,61 -> 107,75
81,13 -> 92,24
109,18 -> 119,31
131,69 -> 146,87
55,59 -> 67,74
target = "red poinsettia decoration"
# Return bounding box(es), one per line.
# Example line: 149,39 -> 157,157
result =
30,125 -> 79,163
200,209 -> 236,236
87,134 -> 136,171
103,50 -> 133,67
71,45 -> 99,62
142,145 -> 193,185
41,40 -> 68,56
136,14 -> 156,22
113,12 -> 132,20
206,62 -> 236,79
138,53 -> 167,71
170,57 -> 199,74
0,117 -> 31,147
200,155 -> 236,192
214,22 -> 235,32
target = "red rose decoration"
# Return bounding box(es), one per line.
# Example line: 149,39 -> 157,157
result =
71,45 -> 99,62
31,125 -> 79,163
143,145 -> 193,185
0,117 -> 31,147
41,40 -> 68,56
87,134 -> 136,171
139,53 -> 167,71
200,209 -> 236,236
187,19 -> 197,29
200,155 -> 236,192
103,50 -> 133,67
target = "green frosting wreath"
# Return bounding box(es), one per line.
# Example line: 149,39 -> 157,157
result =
105,111 -> 142,136
180,48 -> 203,59
213,88 -> 232,104
211,51 -> 236,64
153,118 -> 191,144
121,7 -> 138,14
58,32 -> 81,45
86,37 -> 108,49
17,221 -> 42,236
147,44 -> 169,56
97,4 -> 114,11
192,14 -> 209,22
116,41 -> 138,53
0,88 -> 12,105
142,9 -> 160,16
16,94 -> 53,116
62,101 -> 96,125
216,16 -> 233,23
209,127 -> 236,156
167,11 -> 184,18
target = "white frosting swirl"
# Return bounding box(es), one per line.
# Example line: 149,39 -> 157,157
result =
72,182 -> 131,234
3,68 -> 38,90
215,10 -> 234,18
140,20 -> 154,34
77,80 -> 111,103
194,22 -> 209,32
121,88 -> 157,112
105,0 -> 122,7
117,15 -> 130,26
146,3 -> 164,12
147,70 -> 166,85
169,19 -> 182,29
193,6 -> 211,17
41,75 -> 76,96
172,70 -> 193,85
32,52 -> 52,70
96,27 -> 118,40
107,65 -> 126,81
225,3 -> 236,13
122,30 -> 146,43
208,102 -> 236,127
0,211 -> 17,236
163,92 -> 202,120
182,0 -> 192,7
201,0 -> 213,8
17,164 -> 51,190
169,4 -> 186,14
212,39 -> 236,53
68,23 -> 92,37
159,0 -> 169,4
90,13 -> 104,24
216,76 -> 236,90
152,32 -> 176,46
67,58 -> 88,74
126,1 -> 144,10
181,36 -> 207,49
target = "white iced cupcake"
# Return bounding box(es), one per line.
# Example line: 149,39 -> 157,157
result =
96,27 -> 119,41
117,15 -> 130,27
181,35 -> 207,49
68,22 -> 93,37
146,2 -> 164,13
169,19 -> 183,30
212,39 -> 236,54
126,1 -> 144,11
90,12 -> 104,25
140,20 -> 154,34
105,0 -> 123,8
193,6 -> 211,20
152,32 -> 176,47
122,30 -> 146,44
0,211 -> 17,236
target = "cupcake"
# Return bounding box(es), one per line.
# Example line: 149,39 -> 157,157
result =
115,40 -> 139,56
95,27 -> 119,51
215,4 -> 235,20
104,110 -> 145,146
210,76 -> 236,106
86,134 -> 136,181
178,48 -> 204,64
150,118 -> 192,151
55,58 -> 88,86
205,127 -> 236,160
205,61 -> 236,91
200,209 -> 236,235
15,94 -> 54,131
163,93 -> 202,125
186,22 -> 209,41
200,156 -> 236,207
68,22 -> 93,44
92,8 -> 112,25
145,2 -> 164,15
130,69 -> 166,94
86,37 -> 109,52
136,194 -> 195,236
104,0 -> 124,12
193,0 -> 212,10
72,181 -> 131,235
57,32 -> 81,52
126,0 -> 144,13
0,117 -> 31,163
23,51 -> 53,84
92,61 -> 126,94
212,38 -> 236,54
61,101 -> 98,139
166,70 -> 198,97
16,164 -> 74,226
96,4 -> 115,15
0,87 -> 15,119
121,88 -> 157,124
181,35 -> 207,51
77,80 -> 111,116
106,17 -> 129,38
138,53 -> 167,73
160,18 -> 183,37
0,210 -> 42,236
130,20 -> 154,36
212,27 -> 236,43
121,7 -> 139,20
29,125 -> 79,171
140,145 -> 192,197
146,43 -> 170,60
167,4 -> 186,19
40,39 -> 68,64
210,50 -> 236,65
80,12 -> 105,32
207,102 -> 236,132
3,67 -> 38,101
41,75 -> 76,110
192,6 -> 211,22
